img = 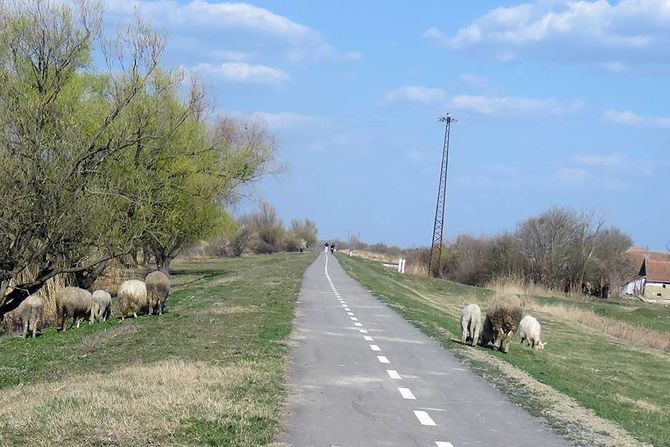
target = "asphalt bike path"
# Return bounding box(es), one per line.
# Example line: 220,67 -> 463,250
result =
281,252 -> 568,447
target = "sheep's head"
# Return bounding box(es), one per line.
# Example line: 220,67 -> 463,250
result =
535,341 -> 546,350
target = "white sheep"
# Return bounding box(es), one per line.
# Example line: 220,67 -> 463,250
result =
460,303 -> 482,346
15,295 -> 44,338
117,280 -> 148,319
91,290 -> 112,322
519,315 -> 545,350
56,287 -> 94,331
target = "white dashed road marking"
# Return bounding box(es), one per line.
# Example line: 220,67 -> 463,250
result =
327,253 -> 448,445
413,410 -> 436,426
387,370 -> 401,379
398,387 -> 416,400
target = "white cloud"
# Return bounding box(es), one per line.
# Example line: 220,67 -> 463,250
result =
383,86 -> 446,104
556,167 -> 588,185
106,0 -> 310,37
604,109 -> 670,129
574,153 -> 625,168
452,94 -> 580,116
105,0 -> 360,63
425,0 -> 670,70
194,62 -> 290,84
460,73 -> 489,89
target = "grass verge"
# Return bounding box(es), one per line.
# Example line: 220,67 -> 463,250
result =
336,253 -> 669,447
0,252 -> 317,446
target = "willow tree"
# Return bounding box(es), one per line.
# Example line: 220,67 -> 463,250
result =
118,74 -> 277,273
0,0 -> 162,316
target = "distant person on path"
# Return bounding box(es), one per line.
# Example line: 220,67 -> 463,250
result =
324,242 -> 330,254
330,243 -> 335,254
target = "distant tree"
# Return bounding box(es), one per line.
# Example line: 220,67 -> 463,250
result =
248,202 -> 284,254
289,219 -> 318,248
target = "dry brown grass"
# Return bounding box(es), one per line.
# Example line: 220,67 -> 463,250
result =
1,267 -> 70,333
526,301 -> 670,353
349,250 -> 398,263
0,359 -> 275,446
485,276 -> 557,298
406,262 -> 428,276
91,266 -> 146,296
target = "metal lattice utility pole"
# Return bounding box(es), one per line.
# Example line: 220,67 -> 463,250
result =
428,114 -> 456,277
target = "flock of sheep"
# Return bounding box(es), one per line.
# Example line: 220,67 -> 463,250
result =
12,271 -> 171,338
460,295 -> 545,353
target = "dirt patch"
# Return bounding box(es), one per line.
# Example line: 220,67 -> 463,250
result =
463,347 -> 652,447
615,394 -> 662,414
78,324 -> 140,355
207,303 -> 260,315
212,275 -> 240,286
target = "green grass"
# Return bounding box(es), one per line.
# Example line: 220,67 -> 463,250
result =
336,253 -> 670,447
0,252 -> 317,446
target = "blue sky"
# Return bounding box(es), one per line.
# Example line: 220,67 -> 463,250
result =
105,0 -> 670,250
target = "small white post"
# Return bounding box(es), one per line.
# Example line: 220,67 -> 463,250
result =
402,258 -> 407,273
398,258 -> 402,273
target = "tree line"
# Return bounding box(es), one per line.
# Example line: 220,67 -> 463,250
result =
0,0 -> 276,317
347,208 -> 636,296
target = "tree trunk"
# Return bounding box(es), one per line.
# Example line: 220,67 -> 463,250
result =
154,251 -> 174,275
74,260 -> 110,290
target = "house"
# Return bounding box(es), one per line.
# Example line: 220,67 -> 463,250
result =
622,248 -> 670,300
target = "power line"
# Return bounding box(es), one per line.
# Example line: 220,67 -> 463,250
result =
428,114 -> 456,277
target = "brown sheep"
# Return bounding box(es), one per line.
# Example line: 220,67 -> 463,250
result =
15,295 -> 44,338
56,287 -> 94,331
145,271 -> 170,315
117,279 -> 148,319
481,294 -> 523,354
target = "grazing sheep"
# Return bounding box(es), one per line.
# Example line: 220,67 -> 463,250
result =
481,294 -> 523,354
460,304 -> 482,346
145,271 -> 170,315
117,279 -> 148,319
15,295 -> 44,338
57,287 -> 94,331
519,315 -> 545,350
91,290 -> 112,322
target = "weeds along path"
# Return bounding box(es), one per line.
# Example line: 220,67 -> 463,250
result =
336,254 -> 668,447
0,252 -> 317,447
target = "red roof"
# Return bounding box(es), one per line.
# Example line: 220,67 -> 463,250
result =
628,247 -> 670,265
644,260 -> 670,283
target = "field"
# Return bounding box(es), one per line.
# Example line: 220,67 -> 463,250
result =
336,253 -> 670,447
0,252 -> 316,447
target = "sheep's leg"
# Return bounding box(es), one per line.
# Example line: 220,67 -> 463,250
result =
32,316 -> 39,338
22,320 -> 29,338
472,326 -> 481,347
460,319 -> 468,344
133,312 -> 138,318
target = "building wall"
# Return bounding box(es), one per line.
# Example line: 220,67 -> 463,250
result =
644,282 -> 670,299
